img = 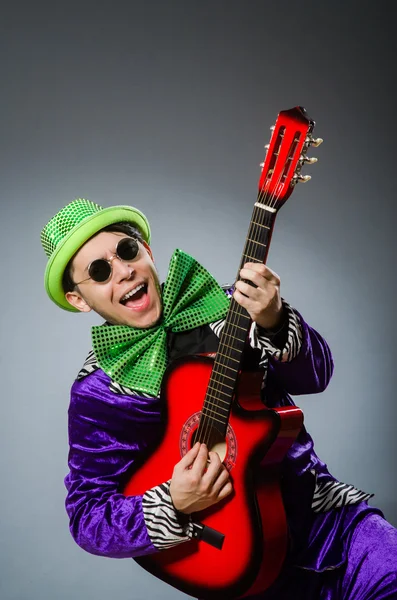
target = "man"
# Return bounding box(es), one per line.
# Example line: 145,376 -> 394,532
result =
41,198 -> 397,599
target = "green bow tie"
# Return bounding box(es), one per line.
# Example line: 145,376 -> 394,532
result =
91,249 -> 230,396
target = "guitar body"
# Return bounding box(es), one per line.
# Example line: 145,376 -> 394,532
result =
123,106 -> 320,597
124,356 -> 303,599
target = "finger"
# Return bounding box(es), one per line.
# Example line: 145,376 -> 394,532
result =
242,262 -> 276,278
217,480 -> 233,501
235,279 -> 262,300
190,444 -> 210,477
240,268 -> 279,287
211,465 -> 230,495
177,442 -> 201,470
234,287 -> 265,312
202,452 -> 223,486
233,288 -> 252,311
241,264 -> 280,285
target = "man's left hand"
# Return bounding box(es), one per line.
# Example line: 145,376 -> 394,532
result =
233,263 -> 283,330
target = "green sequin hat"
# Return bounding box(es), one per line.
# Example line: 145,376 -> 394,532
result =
41,198 -> 151,312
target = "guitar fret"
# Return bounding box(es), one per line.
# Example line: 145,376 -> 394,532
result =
220,331 -> 241,342
214,360 -> 240,379
202,403 -> 228,416
229,309 -> 250,320
207,385 -> 232,398
205,391 -> 229,406
247,238 -> 267,248
200,411 -> 226,426
220,340 -> 245,352
251,221 -> 270,230
224,322 -> 247,332
217,345 -> 241,362
211,369 -> 236,382
213,365 -> 238,377
243,254 -> 260,261
216,352 -> 240,364
208,381 -> 234,392
216,359 -> 239,372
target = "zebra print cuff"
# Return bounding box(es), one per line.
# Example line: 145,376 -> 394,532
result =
249,300 -> 303,364
310,471 -> 374,513
142,481 -> 194,550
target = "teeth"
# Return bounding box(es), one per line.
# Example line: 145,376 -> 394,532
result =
122,283 -> 145,302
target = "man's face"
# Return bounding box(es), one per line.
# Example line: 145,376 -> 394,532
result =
65,231 -> 162,328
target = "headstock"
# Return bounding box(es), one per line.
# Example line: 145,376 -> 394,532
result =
257,106 -> 322,211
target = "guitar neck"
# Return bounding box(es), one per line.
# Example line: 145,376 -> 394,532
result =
196,106 -> 318,442
199,202 -> 277,439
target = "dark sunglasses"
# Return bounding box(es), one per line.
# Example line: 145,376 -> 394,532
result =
74,237 -> 140,286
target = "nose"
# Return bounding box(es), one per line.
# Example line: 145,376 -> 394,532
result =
110,255 -> 134,282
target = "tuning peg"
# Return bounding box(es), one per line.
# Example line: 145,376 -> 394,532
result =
270,125 -> 275,132
259,162 -> 265,168
293,174 -> 312,184
311,137 -> 323,147
300,155 -> 318,164
305,136 -> 323,147
264,144 -> 270,150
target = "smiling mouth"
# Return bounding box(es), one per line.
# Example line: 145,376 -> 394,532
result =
120,283 -> 149,309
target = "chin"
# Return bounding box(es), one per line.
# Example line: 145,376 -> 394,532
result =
127,308 -> 161,329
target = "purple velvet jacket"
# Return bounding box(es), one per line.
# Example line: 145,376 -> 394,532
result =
65,309 -> 380,573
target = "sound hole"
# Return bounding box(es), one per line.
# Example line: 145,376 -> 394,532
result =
192,426 -> 227,462
179,412 -> 237,472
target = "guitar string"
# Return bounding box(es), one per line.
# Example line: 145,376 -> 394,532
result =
199,130 -> 289,448
199,124 -> 306,449
199,174 -> 274,446
199,192 -> 274,447
200,203 -> 273,448
199,139 -> 289,448
199,176 -> 277,448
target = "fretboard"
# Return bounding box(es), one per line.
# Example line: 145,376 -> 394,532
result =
197,199 -> 277,439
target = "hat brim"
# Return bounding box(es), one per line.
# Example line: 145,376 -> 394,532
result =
44,205 -> 151,312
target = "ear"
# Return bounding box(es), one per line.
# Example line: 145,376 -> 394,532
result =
142,240 -> 154,262
65,290 -> 92,313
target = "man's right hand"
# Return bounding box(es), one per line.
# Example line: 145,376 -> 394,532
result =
169,442 -> 233,514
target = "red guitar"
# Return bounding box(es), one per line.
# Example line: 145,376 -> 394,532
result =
123,106 -> 321,599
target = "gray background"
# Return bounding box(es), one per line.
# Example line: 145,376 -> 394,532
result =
1,1 -> 396,599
